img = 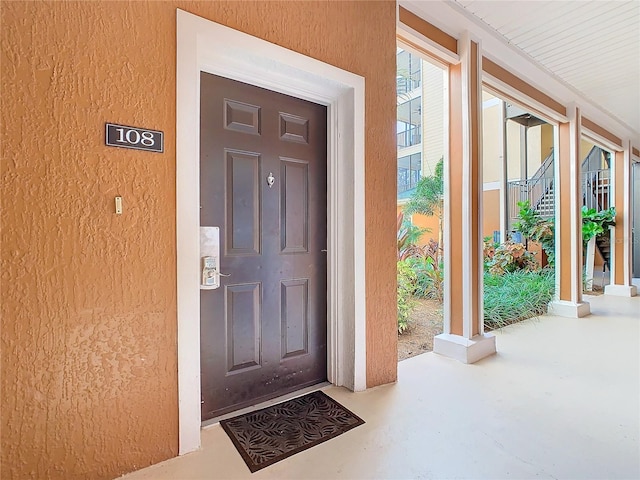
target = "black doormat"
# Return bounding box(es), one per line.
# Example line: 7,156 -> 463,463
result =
220,390 -> 365,473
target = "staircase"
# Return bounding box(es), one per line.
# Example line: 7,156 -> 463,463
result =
582,147 -> 612,271
507,146 -> 612,270
534,184 -> 554,217
595,235 -> 611,271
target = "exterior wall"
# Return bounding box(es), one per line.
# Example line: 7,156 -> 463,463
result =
403,188 -> 499,247
482,97 -> 503,183
0,2 -> 397,479
421,61 -> 446,176
482,189 -> 501,238
527,125 -> 543,177
507,120 -> 523,180
398,208 -> 441,246
541,124 -> 554,160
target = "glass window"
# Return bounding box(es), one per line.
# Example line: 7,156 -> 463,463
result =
397,153 -> 422,193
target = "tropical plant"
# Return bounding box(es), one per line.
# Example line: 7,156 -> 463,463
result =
514,201 -> 617,267
404,158 -> 444,259
407,254 -> 444,302
486,241 -> 539,275
513,200 -> 555,266
397,212 -> 429,260
581,206 -> 615,246
397,260 -> 417,334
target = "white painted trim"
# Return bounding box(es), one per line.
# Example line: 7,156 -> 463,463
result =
482,97 -> 501,109
553,126 -> 562,299
623,141 -> 632,286
398,144 -> 422,158
581,130 -> 622,154
176,9 -> 366,455
476,41 -> 486,337
483,181 -> 501,191
548,300 -> 591,318
460,32 -> 473,340
442,61 -> 452,337
569,106 -> 582,304
396,17 -> 460,66
610,148 -> 617,283
433,333 -> 496,364
585,237 -> 596,292
609,140 -> 635,289
604,284 -> 638,297
499,99 -> 508,244
482,73 -> 566,127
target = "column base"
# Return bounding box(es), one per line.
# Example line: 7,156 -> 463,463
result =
433,333 -> 496,364
604,284 -> 637,297
548,300 -> 591,318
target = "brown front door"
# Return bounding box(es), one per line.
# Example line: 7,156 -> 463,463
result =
199,72 -> 328,421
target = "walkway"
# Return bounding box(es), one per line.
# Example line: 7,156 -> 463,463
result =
122,294 -> 640,479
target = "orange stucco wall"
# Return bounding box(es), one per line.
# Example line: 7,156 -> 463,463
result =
0,2 -> 397,479
400,187 -> 500,246
482,189 -> 500,238
398,205 -> 440,245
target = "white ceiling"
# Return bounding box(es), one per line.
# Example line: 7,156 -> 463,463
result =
451,0 -> 640,137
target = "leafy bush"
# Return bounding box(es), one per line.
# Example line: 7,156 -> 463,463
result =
514,201 -> 617,267
483,236 -> 498,264
397,260 -> 417,334
486,241 -> 539,275
581,206 -> 615,246
407,255 -> 444,302
397,212 -> 428,260
404,159 -> 444,217
484,269 -> 554,330
513,201 -> 555,266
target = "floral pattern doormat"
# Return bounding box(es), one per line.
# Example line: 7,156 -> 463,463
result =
220,390 -> 365,472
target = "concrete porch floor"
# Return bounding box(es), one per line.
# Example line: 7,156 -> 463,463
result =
123,294 -> 639,480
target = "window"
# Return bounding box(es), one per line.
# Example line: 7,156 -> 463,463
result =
397,153 -> 422,193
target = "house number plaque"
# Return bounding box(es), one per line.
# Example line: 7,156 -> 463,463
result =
105,123 -> 164,153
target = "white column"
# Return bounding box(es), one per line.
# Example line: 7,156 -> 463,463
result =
549,105 -> 590,317
605,140 -> 638,297
433,33 -> 496,364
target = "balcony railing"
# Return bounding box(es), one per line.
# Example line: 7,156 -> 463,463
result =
397,76 -> 421,96
398,170 -> 421,194
397,127 -> 421,148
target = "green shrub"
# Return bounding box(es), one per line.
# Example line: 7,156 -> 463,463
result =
581,206 -> 615,246
397,212 -> 428,260
514,201 -> 617,269
487,241 -> 539,275
513,200 -> 555,266
484,269 -> 554,330
407,256 -> 443,302
397,260 -> 417,334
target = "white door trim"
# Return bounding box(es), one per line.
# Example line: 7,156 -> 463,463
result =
176,9 -> 367,455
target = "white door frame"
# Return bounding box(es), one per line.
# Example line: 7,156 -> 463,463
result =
176,9 -> 367,455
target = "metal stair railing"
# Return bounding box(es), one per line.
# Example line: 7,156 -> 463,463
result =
507,146 -> 611,232
507,149 -> 554,231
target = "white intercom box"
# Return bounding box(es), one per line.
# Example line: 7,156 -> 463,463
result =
200,226 -> 220,290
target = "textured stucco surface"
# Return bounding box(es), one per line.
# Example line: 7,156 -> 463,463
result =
1,1 -> 397,478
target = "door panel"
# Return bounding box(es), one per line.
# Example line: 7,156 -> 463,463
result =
225,150 -> 261,255
280,158 -> 309,253
200,72 -> 328,420
281,279 -> 310,358
225,283 -> 261,373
